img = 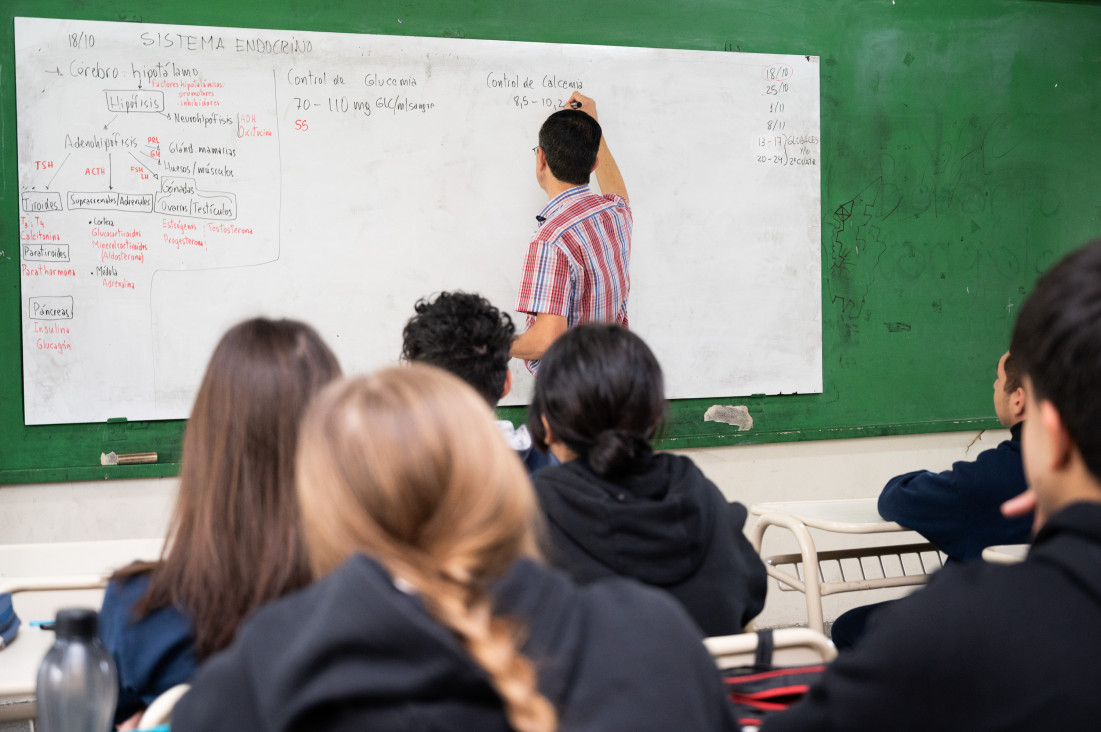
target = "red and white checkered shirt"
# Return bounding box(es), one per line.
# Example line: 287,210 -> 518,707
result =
515,184 -> 633,373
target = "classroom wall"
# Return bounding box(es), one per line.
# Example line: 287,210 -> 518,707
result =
0,428 -> 1009,628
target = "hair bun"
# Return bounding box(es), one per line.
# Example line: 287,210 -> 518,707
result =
588,429 -> 652,479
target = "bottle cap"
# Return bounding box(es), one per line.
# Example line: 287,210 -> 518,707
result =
54,608 -> 99,639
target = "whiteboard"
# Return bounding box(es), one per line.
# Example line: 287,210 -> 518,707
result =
15,17 -> 821,425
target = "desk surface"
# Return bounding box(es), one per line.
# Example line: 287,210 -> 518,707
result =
750,498 -> 905,534
0,539 -> 163,722
0,538 -> 163,578
0,588 -> 106,720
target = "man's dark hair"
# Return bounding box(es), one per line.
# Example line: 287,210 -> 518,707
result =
1010,239 -> 1101,480
1003,351 -> 1024,394
401,291 -> 515,407
528,323 -> 667,480
538,110 -> 602,186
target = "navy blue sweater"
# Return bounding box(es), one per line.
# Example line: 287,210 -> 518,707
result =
99,572 -> 197,724
878,423 -> 1032,560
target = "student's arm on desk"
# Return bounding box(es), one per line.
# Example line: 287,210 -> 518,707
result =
878,442 -> 1027,560
566,91 -> 628,203
510,313 -> 567,361
878,468 -> 970,556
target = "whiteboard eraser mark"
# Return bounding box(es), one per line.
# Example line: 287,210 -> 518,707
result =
704,405 -> 754,431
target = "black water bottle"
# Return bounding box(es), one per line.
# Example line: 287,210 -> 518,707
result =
36,608 -> 117,732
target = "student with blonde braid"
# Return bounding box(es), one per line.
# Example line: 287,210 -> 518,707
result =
173,365 -> 738,732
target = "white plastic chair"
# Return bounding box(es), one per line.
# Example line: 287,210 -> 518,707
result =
708,628 -> 836,731
705,627 -> 837,670
138,683 -> 191,729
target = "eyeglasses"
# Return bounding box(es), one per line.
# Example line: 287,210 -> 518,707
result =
532,146 -> 540,154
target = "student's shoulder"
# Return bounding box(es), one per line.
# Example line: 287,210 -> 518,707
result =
870,560 -> 1028,646
239,552 -> 406,637
577,573 -> 702,635
101,567 -> 188,638
103,569 -> 151,609
653,452 -> 746,508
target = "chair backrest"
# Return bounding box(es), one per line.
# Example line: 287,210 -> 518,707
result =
138,683 -> 191,729
705,627 -> 837,670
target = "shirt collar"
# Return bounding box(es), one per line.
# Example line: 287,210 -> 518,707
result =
536,184 -> 590,223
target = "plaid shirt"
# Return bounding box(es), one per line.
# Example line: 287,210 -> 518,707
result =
516,185 -> 633,373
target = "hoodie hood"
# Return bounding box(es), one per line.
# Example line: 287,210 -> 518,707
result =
1030,501 -> 1101,606
535,453 -> 739,585
204,556 -> 597,731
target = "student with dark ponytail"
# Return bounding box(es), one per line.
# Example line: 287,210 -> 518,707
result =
529,323 -> 767,636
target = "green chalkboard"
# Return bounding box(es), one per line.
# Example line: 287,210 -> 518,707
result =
3,0 -> 1100,483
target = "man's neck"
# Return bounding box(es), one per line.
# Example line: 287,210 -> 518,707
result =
543,178 -> 586,201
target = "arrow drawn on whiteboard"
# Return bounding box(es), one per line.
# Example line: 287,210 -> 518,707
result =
104,115 -> 118,130
129,151 -> 159,179
44,153 -> 71,190
45,66 -> 61,76
141,147 -> 164,167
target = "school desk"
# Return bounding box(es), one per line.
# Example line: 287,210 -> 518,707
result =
0,538 -> 162,721
748,499 -> 943,633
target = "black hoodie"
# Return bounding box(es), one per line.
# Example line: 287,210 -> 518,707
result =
534,453 -> 767,636
172,555 -> 739,732
764,502 -> 1101,732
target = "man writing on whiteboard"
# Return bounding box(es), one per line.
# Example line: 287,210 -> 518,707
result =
510,91 -> 632,373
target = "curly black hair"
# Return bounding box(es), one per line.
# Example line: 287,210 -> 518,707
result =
401,291 -> 515,406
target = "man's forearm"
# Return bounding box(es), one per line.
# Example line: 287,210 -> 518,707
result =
510,313 -> 568,361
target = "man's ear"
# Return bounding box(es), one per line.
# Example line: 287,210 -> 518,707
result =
540,414 -> 556,446
1008,386 -> 1027,423
499,369 -> 513,400
1040,399 -> 1073,472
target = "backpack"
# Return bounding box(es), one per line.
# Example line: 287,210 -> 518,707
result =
0,593 -> 21,649
720,629 -> 826,728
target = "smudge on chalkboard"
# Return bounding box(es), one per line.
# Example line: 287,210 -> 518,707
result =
885,322 -> 911,333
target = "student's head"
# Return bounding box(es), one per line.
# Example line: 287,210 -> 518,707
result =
401,291 -> 514,407
296,365 -> 554,732
993,350 -> 1026,428
537,110 -> 601,186
1010,239 -> 1101,515
142,318 -> 341,659
528,323 -> 666,480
